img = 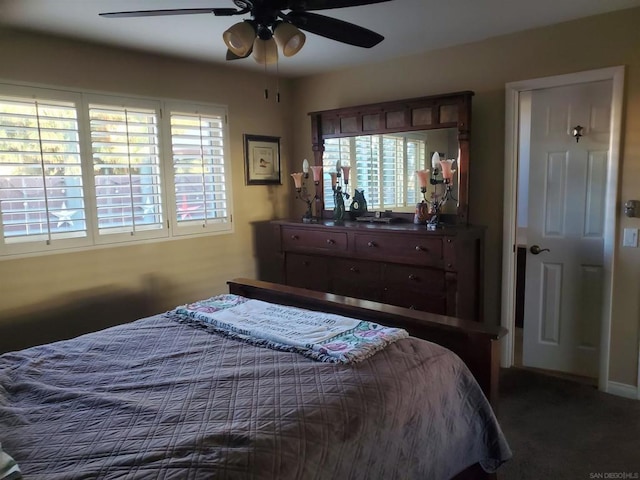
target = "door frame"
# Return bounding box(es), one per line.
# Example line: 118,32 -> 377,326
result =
500,66 -> 625,393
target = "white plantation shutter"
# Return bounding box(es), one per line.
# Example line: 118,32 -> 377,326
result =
0,83 -> 234,258
0,93 -> 88,252
382,136 -> 404,207
88,100 -> 164,240
322,137 -> 351,209
169,105 -> 231,234
406,139 -> 424,205
355,135 -> 381,209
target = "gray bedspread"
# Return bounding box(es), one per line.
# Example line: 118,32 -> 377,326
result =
0,313 -> 511,480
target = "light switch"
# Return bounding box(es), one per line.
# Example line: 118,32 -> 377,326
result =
623,228 -> 639,247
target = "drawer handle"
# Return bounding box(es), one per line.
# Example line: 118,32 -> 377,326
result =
408,274 -> 417,281
349,267 -> 359,273
302,260 -> 310,267
367,241 -> 377,248
291,234 -> 299,240
326,238 -> 336,245
415,245 -> 428,252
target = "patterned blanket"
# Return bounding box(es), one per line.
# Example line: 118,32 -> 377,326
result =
168,294 -> 409,364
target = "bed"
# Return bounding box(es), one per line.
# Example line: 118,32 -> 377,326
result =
0,278 -> 511,480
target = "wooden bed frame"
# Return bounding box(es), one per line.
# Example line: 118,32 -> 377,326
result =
229,278 -> 506,480
228,278 -> 507,408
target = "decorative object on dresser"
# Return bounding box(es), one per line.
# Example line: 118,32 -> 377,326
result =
328,159 -> 350,222
290,158 -> 322,223
426,151 -> 458,230
270,220 -> 484,321
308,91 -> 473,225
349,188 -> 368,220
244,134 -> 281,185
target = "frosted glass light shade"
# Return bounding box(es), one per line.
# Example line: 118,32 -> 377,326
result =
222,21 -> 256,57
415,169 -> 429,188
273,22 -> 306,57
341,166 -> 351,184
252,37 -> 278,65
291,172 -> 304,189
440,159 -> 456,182
431,151 -> 441,169
310,165 -> 323,182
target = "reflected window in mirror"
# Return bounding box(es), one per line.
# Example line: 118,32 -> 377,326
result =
322,129 -> 457,213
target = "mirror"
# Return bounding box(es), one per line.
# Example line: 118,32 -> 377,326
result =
319,128 -> 459,215
309,91 -> 473,224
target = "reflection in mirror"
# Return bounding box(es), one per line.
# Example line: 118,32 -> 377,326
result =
321,128 -> 459,213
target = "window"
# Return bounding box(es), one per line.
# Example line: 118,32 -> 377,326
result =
323,134 -> 426,210
88,99 -> 164,241
168,104 -> 231,235
0,83 -> 232,257
0,90 -> 89,253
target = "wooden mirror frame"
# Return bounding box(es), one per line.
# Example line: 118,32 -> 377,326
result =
309,91 -> 473,224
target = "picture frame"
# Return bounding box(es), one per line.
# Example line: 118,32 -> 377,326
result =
244,134 -> 281,185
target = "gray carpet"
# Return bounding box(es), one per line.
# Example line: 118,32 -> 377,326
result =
497,368 -> 640,479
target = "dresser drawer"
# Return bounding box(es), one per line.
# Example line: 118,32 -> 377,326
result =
353,233 -> 443,267
284,253 -> 330,291
384,264 -> 445,292
330,258 -> 382,301
282,227 -> 348,253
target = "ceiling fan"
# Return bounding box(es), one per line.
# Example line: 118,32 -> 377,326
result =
100,0 -> 390,65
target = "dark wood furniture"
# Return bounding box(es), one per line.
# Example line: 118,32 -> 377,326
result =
228,277 -> 504,408
308,91 -> 473,224
268,219 -> 484,322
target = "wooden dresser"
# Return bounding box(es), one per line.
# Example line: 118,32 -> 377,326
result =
264,220 -> 484,322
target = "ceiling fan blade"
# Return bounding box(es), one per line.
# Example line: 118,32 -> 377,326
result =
226,47 -> 253,60
294,0 -> 391,11
287,11 -> 383,48
99,8 -> 239,18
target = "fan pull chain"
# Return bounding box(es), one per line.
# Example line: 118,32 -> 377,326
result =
276,58 -> 280,103
264,60 -> 269,100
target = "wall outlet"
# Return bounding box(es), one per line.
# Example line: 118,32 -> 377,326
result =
623,228 -> 639,247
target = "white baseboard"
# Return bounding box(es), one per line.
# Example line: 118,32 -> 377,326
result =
606,381 -> 638,399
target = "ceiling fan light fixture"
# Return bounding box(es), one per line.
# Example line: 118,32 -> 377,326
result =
222,21 -> 256,57
273,22 -> 306,57
252,36 -> 278,65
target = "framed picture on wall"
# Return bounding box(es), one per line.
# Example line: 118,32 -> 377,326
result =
244,134 -> 281,185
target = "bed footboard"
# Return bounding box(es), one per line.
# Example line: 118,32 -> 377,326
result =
227,278 -> 506,407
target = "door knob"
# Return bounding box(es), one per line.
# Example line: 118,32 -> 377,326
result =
530,245 -> 550,255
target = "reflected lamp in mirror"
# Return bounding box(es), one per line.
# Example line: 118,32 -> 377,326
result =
291,159 -> 323,223
426,151 -> 458,230
331,160 -> 351,222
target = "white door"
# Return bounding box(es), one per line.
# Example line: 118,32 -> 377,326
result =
522,80 -> 612,378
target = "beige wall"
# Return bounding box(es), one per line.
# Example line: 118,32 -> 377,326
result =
0,29 -> 293,317
290,7 -> 640,386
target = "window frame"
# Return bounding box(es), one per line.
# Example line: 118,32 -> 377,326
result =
85,93 -> 169,245
164,101 -> 233,237
0,81 -> 233,259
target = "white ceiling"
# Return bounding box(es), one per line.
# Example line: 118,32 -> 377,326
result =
2,0 -> 640,78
